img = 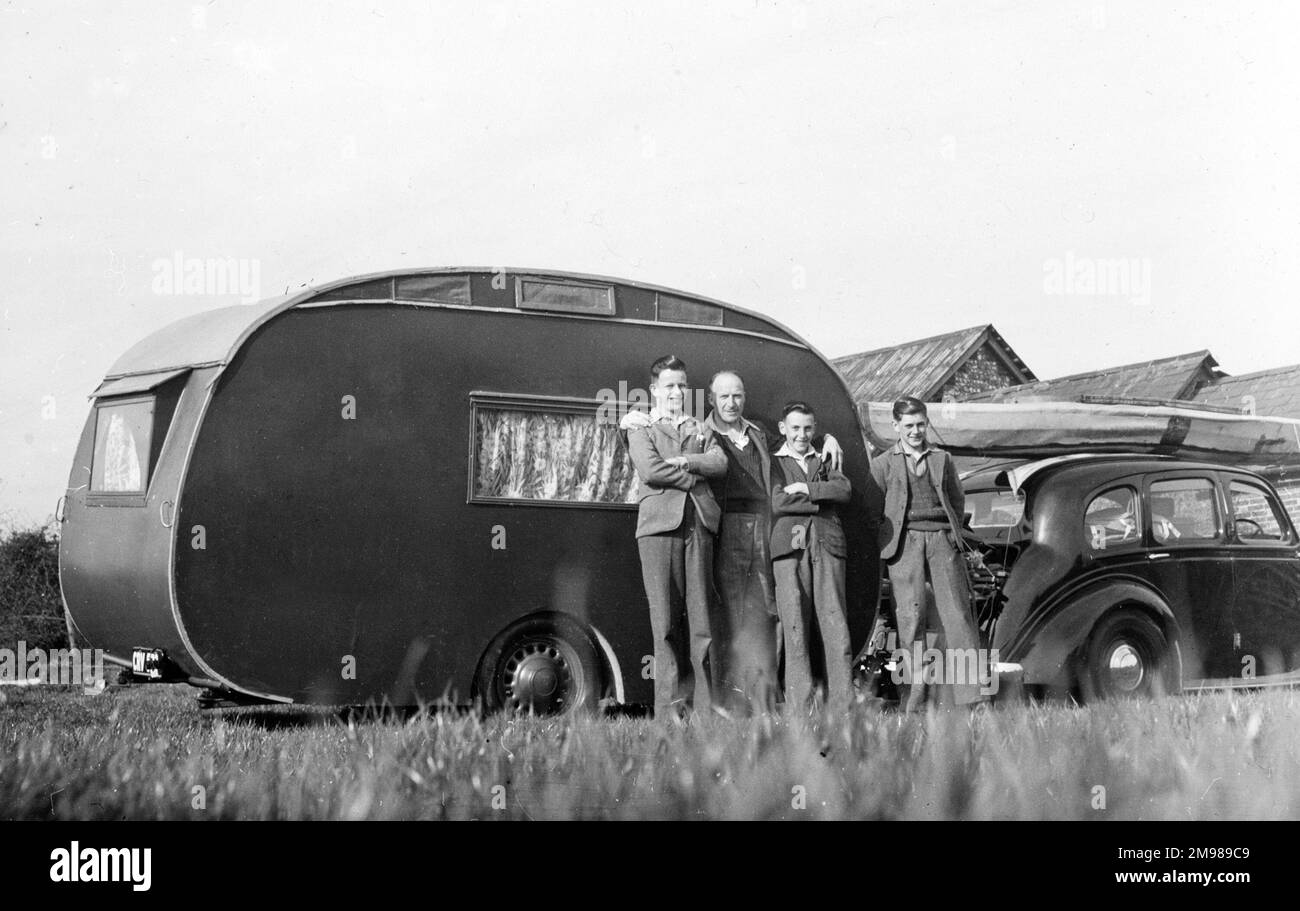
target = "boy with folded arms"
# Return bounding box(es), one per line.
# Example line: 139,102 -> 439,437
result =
624,355 -> 728,719
769,401 -> 853,710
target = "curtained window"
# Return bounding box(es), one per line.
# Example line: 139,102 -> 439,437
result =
472,401 -> 639,506
91,399 -> 153,493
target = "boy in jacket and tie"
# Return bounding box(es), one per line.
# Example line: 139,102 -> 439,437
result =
624,355 -> 728,719
770,402 -> 853,710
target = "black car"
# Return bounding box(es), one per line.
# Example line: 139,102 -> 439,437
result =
956,454 -> 1300,701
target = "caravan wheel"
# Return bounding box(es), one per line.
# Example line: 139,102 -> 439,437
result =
477,614 -> 604,716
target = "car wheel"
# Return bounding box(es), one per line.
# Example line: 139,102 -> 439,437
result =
1077,608 -> 1177,702
476,613 -> 605,716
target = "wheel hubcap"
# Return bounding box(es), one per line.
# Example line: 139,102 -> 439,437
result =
502,640 -> 576,714
1104,642 -> 1145,692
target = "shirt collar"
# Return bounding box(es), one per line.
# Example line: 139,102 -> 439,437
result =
892,440 -> 933,459
775,442 -> 820,461
704,410 -> 762,439
649,408 -> 694,428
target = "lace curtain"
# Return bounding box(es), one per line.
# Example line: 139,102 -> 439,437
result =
475,407 -> 639,504
102,413 -> 143,491
93,403 -> 150,493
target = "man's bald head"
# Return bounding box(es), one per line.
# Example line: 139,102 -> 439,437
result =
709,370 -> 747,426
709,370 -> 745,393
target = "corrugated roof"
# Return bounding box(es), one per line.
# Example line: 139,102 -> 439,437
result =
831,324 -> 1035,403
1189,363 -> 1300,419
965,350 -> 1221,404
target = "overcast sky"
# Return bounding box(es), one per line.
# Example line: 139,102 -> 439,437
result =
3,1 -> 1299,526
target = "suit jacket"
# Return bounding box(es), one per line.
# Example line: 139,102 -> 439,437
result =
703,411 -> 773,515
867,442 -> 965,562
703,411 -> 777,572
770,452 -> 851,560
626,414 -> 727,537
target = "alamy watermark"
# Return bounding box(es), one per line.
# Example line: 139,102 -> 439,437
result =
890,644 -> 1001,696
595,381 -> 710,426
49,842 -> 150,891
151,251 -> 262,303
1042,251 -> 1151,307
0,641 -> 106,686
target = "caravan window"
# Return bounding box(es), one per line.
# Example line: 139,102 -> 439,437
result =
656,293 -> 723,326
87,374 -> 185,502
470,397 -> 638,508
91,398 -> 154,493
394,274 -> 471,305
515,278 -> 615,316
310,278 -> 394,301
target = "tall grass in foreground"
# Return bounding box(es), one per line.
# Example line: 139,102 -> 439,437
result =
0,685 -> 1296,819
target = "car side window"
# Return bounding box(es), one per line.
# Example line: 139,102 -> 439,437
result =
1229,480 -> 1291,543
1148,478 -> 1221,543
1085,486 -> 1139,551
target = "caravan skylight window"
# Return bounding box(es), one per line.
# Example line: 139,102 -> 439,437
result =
516,278 -> 615,316
395,274 -> 471,305
310,278 -> 394,302
656,293 -> 723,326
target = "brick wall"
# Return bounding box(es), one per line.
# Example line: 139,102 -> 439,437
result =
1271,476 -> 1300,525
1234,472 -> 1300,528
940,344 -> 1023,400
1234,492 -> 1279,525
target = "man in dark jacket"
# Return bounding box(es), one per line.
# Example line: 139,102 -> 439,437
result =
702,371 -> 844,714
867,396 -> 987,710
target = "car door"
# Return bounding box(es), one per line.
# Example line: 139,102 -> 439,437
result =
1136,471 -> 1237,681
1224,473 -> 1300,679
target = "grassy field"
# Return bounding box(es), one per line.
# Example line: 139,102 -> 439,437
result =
1,683 -> 1297,820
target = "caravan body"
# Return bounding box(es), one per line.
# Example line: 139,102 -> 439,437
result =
59,268 -> 876,708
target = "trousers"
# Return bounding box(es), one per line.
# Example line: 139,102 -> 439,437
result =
712,512 -> 778,712
773,523 -> 851,710
638,503 -> 715,718
886,527 -> 987,709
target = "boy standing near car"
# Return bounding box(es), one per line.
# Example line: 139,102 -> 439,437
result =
624,355 -> 728,720
867,395 -> 987,710
770,402 -> 853,711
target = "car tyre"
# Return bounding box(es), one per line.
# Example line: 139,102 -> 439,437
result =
1078,608 -> 1178,702
476,613 -> 605,717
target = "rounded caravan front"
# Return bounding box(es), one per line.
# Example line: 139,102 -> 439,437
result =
60,268 -> 876,710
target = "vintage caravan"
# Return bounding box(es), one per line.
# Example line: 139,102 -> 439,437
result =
59,268 -> 877,711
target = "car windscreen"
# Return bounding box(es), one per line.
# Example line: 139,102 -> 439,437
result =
965,489 -> 1025,528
